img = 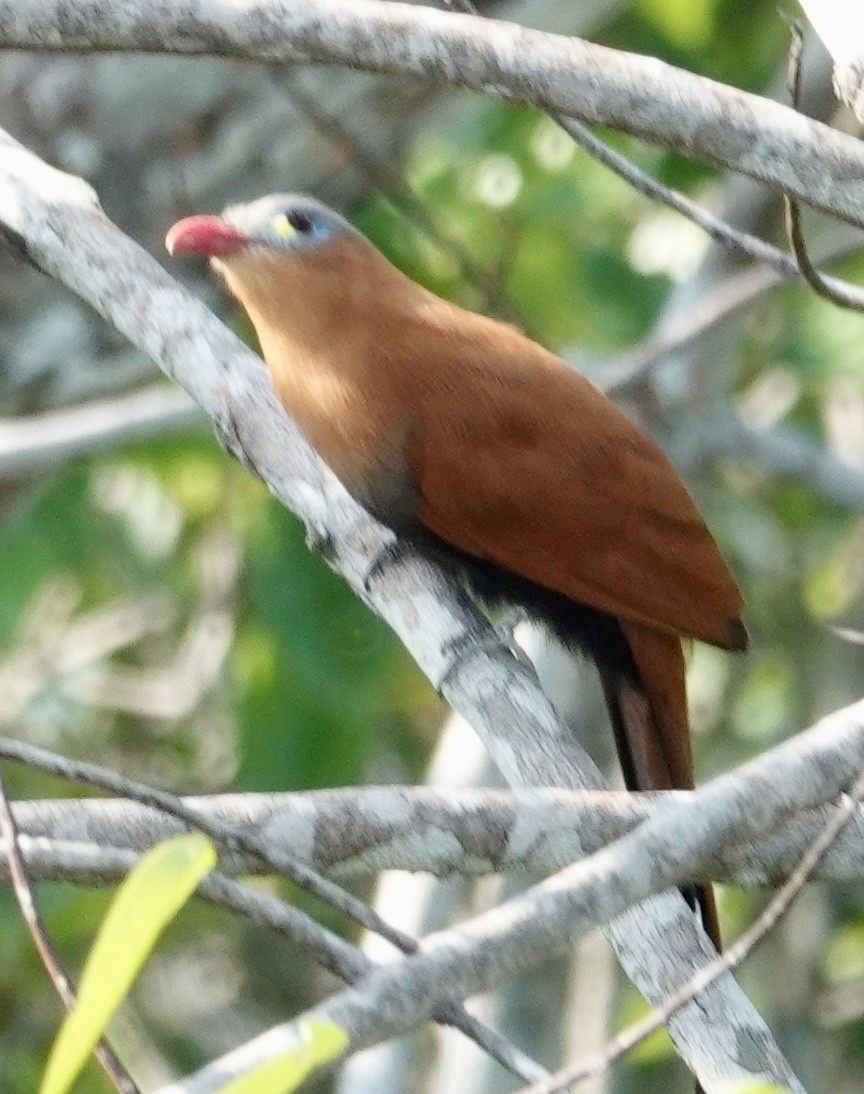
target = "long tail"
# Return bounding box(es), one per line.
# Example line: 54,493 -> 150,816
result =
599,619 -> 721,952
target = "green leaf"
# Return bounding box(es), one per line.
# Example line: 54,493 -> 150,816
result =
220,1020 -> 349,1094
722,1082 -> 796,1094
40,833 -> 216,1094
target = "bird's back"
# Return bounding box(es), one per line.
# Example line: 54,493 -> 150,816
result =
386,300 -> 745,650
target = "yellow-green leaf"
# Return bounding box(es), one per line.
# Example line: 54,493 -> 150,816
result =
220,1020 -> 349,1094
40,833 -> 216,1094
722,1082 -> 796,1094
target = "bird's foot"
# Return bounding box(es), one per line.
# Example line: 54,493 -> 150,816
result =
305,521 -> 334,559
437,615 -> 536,692
361,534 -> 403,592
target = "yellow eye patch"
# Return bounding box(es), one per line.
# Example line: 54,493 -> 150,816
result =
271,213 -> 297,238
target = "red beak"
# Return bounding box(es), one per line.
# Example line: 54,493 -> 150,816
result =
165,215 -> 251,257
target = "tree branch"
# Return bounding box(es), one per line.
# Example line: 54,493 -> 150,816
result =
9,779 -> 864,888
4,0 -> 864,225
0,385 -> 202,477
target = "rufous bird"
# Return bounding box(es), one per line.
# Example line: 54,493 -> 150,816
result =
166,195 -> 747,949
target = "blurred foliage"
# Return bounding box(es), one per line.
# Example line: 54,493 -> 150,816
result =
3,0 -> 864,1091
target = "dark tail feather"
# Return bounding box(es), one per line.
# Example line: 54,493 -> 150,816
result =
599,620 -> 722,955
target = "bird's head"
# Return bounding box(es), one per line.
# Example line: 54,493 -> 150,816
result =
165,194 -> 356,264
165,193 -> 389,343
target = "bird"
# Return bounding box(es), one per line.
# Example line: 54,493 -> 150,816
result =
166,194 -> 747,950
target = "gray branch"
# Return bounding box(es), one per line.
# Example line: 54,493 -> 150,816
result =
0,384 -> 202,476
3,0 -> 864,226
9,778 -> 864,888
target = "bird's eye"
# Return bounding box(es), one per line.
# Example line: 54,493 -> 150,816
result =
287,209 -> 314,234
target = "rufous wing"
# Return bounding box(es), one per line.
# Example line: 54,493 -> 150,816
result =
403,316 -> 744,651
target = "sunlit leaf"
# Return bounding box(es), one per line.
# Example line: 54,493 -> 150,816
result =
723,1082 -> 796,1094
220,1020 -> 348,1094
40,833 -> 216,1094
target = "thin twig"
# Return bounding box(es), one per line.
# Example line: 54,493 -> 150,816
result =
0,764 -> 140,1093
552,112 -> 860,308
785,194 -> 864,307
602,232 -> 864,394
782,18 -> 864,311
